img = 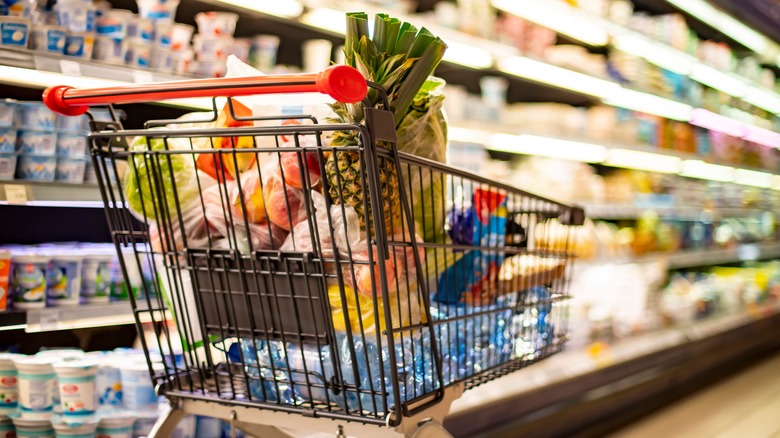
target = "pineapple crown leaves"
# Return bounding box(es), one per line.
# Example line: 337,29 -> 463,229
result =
332,12 -> 447,129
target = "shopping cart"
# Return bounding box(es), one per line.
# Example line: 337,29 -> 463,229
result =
44,66 -> 584,438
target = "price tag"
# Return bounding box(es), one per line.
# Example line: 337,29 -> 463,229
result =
4,185 -> 28,204
39,309 -> 60,331
59,60 -> 82,77
133,70 -> 154,84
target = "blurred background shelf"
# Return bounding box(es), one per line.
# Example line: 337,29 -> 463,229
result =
0,181 -> 114,207
583,203 -> 772,220
0,302 -> 166,333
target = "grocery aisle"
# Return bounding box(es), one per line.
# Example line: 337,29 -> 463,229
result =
612,353 -> 780,438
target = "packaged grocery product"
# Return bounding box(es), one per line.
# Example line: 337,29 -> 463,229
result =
0,417 -> 13,437
195,11 -> 238,37
227,38 -> 250,61
64,31 -> 95,59
118,360 -> 161,412
0,251 -> 9,311
16,154 -> 57,181
14,356 -> 56,418
16,103 -> 56,131
171,48 -> 194,74
126,16 -> 154,43
150,47 -> 173,71
53,361 -> 98,417
80,251 -> 113,304
55,134 -> 87,156
0,353 -> 21,415
55,0 -> 96,32
95,9 -> 132,38
0,100 -> 15,128
97,411 -> 136,438
16,130 -> 57,155
55,156 -> 87,183
434,188 -> 508,305
0,16 -> 30,47
136,0 -> 180,21
10,253 -> 48,309
12,417 -> 55,438
0,153 -> 15,180
29,25 -> 67,53
192,34 -> 233,60
47,253 -> 82,306
56,114 -> 87,134
93,36 -> 128,65
88,354 -> 121,406
248,35 -> 279,72
126,40 -> 152,68
0,129 -> 17,153
153,19 -> 172,48
170,23 -> 193,51
192,60 -> 226,77
51,417 -> 98,437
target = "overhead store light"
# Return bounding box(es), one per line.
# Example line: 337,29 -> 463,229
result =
449,127 -> 493,144
689,64 -> 747,98
488,134 -> 608,163
604,88 -> 693,121
664,0 -> 770,54
613,34 -> 693,75
743,87 -> 780,115
690,109 -> 745,138
302,8 -> 347,35
743,125 -> 780,148
498,56 -> 621,98
491,0 -> 608,46
734,169 -> 773,188
215,0 -> 303,18
442,40 -> 494,69
680,160 -> 735,182
604,149 -> 681,173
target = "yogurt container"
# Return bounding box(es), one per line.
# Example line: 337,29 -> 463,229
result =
10,254 -> 48,310
0,153 -> 16,180
191,60 -> 226,78
30,25 -> 67,53
47,254 -> 83,307
14,357 -> 56,419
52,418 -> 98,438
172,48 -> 194,74
126,16 -> 154,43
125,42 -> 152,69
55,156 -> 87,183
0,100 -> 15,128
12,417 -> 56,438
195,12 -> 238,37
92,36 -> 127,65
16,103 -> 57,131
192,34 -> 233,60
91,356 -> 121,407
227,38 -> 250,61
154,20 -> 173,48
56,134 -> 87,156
16,154 -> 57,182
54,361 -> 98,417
36,350 -> 85,413
96,412 -> 135,438
55,0 -> 96,33
118,361 -> 161,412
132,411 -> 157,438
80,253 -> 113,303
57,115 -> 87,134
137,0 -> 180,21
0,16 -> 30,48
16,130 -> 57,155
65,32 -> 95,59
95,9 -> 132,39
249,35 -> 279,72
0,353 -> 22,415
170,23 -> 193,51
0,129 -> 17,153
150,48 -> 173,71
0,418 -> 14,438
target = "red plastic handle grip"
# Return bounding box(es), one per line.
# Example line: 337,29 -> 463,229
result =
43,65 -> 368,116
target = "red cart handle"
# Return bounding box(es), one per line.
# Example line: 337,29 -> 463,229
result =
43,65 -> 368,116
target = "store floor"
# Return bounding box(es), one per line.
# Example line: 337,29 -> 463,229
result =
611,353 -> 780,438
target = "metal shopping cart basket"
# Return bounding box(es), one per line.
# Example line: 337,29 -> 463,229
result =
44,66 -> 584,438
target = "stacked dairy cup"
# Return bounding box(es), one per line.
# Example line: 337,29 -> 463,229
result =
192,12 -> 242,77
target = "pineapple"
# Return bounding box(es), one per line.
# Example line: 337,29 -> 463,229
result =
325,12 -> 446,234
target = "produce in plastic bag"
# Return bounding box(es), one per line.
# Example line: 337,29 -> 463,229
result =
148,194 -> 211,253
229,170 -> 267,223
202,183 -> 287,253
278,136 -> 322,190
263,173 -> 308,231
195,99 -> 257,182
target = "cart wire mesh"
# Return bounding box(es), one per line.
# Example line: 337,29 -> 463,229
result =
85,93 -> 582,426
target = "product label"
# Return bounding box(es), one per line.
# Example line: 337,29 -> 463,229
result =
0,371 -> 18,408
65,35 -> 86,57
0,22 -> 29,47
139,27 -> 154,42
47,260 -> 79,302
59,376 -> 97,416
11,263 -> 46,304
96,20 -> 123,37
81,260 -> 111,298
18,375 -> 54,412
96,367 -> 122,406
122,371 -> 156,411
47,29 -> 66,52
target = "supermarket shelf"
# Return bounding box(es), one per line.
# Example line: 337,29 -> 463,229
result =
637,242 -> 780,269
0,302 -> 167,333
0,181 -> 113,207
584,203 -> 772,220
446,303 -> 780,436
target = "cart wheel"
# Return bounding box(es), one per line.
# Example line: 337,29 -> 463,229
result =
410,420 -> 454,438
